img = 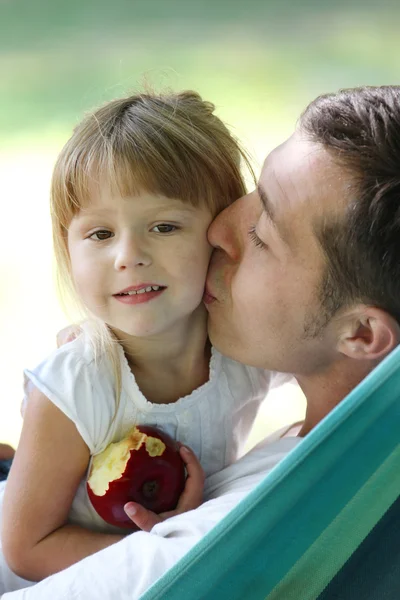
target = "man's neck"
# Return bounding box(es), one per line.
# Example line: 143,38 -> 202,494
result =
295,358 -> 377,437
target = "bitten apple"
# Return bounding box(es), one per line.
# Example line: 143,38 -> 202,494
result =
87,425 -> 186,529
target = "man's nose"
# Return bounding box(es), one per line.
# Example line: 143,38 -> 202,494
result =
207,193 -> 255,260
114,234 -> 152,270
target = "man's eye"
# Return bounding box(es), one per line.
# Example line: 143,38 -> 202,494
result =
248,225 -> 267,250
152,224 -> 177,234
89,230 -> 114,241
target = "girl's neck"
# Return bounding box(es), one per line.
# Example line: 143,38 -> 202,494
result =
112,304 -> 211,404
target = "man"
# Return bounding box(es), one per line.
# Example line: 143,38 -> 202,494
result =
4,85 -> 400,599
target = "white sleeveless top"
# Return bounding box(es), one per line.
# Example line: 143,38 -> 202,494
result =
23,336 -> 276,534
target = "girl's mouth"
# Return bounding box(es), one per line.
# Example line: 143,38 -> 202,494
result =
113,286 -> 166,305
116,285 -> 165,296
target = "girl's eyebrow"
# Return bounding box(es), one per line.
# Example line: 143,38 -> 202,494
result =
76,206 -> 182,219
76,203 -> 200,219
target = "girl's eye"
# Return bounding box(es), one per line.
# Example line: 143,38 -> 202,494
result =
248,225 -> 268,250
89,230 -> 114,241
152,224 -> 177,234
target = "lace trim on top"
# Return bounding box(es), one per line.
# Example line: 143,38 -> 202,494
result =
117,343 -> 222,413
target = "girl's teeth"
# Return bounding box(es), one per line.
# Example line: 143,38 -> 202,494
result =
125,285 -> 161,295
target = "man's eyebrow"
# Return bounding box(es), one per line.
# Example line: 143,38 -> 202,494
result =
257,183 -> 275,223
257,182 -> 290,247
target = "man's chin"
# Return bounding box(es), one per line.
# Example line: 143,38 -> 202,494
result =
207,316 -> 224,351
208,322 -> 271,368
208,320 -> 238,361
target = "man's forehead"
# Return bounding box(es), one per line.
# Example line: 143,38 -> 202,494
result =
259,131 -> 349,217
262,132 -> 322,182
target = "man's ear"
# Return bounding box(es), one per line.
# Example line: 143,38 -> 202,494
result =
337,306 -> 400,361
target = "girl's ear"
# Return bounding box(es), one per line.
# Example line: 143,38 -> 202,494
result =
337,306 -> 400,361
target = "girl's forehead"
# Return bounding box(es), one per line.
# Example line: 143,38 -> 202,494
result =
78,170 -> 213,217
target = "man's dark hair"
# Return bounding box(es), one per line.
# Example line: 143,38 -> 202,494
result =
300,86 -> 400,330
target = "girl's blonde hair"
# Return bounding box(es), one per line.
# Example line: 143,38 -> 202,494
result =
51,89 -> 254,406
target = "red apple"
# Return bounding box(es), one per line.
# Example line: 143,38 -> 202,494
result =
87,425 -> 186,529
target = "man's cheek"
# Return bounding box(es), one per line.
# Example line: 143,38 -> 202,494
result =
236,281 -> 261,311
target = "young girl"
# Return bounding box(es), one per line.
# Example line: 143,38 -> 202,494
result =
0,90 -> 276,591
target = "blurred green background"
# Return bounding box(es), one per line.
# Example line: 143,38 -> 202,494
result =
1,0 -> 399,448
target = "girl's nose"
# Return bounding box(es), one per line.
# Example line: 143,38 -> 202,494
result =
113,235 -> 152,271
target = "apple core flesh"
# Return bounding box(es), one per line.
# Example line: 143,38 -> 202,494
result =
87,425 -> 186,529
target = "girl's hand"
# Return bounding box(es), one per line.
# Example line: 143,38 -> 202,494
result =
123,445 -> 205,532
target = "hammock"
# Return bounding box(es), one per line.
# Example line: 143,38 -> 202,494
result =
140,346 -> 400,600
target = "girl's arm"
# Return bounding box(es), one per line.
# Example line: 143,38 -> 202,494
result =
1,386 -> 124,582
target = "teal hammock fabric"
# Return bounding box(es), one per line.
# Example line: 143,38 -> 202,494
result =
140,346 -> 400,600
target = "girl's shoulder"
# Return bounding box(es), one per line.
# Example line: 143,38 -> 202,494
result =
23,335 -> 123,454
24,334 -> 118,411
29,334 -> 114,377
50,334 -> 96,367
